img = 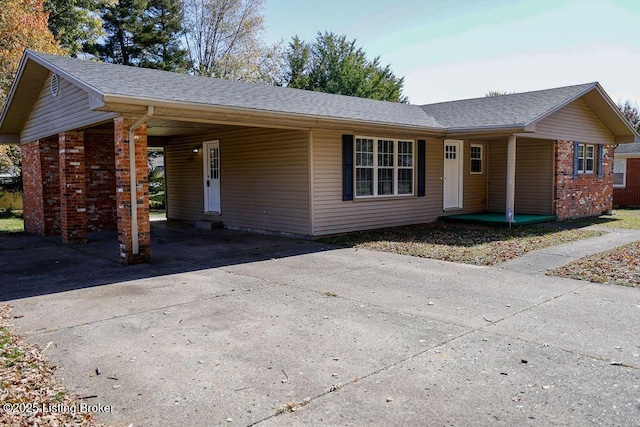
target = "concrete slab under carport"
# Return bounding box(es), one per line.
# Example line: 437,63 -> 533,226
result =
3,226 -> 640,426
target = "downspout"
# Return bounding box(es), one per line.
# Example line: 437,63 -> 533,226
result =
128,106 -> 154,255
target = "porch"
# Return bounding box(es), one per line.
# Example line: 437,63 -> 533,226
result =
439,212 -> 558,226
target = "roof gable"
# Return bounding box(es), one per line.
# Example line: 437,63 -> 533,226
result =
419,83 -> 596,131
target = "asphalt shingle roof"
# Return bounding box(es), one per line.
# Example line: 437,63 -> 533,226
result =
419,83 -> 596,130
22,52 -> 627,138
615,142 -> 640,154
32,52 -> 442,129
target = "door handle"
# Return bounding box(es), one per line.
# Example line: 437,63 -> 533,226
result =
207,180 -> 210,187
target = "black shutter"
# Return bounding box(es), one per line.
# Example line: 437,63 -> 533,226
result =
573,141 -> 579,179
342,135 -> 354,201
417,140 -> 426,197
597,144 -> 603,178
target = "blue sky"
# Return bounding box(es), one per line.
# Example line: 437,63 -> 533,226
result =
262,0 -> 640,105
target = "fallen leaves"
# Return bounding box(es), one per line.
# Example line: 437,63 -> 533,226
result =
0,304 -> 106,427
321,223 -> 602,266
548,240 -> 640,287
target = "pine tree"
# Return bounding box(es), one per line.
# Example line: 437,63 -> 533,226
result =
43,0 -> 103,57
138,0 -> 189,72
91,0 -> 147,66
285,32 -> 407,103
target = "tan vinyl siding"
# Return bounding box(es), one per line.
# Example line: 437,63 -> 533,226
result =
311,131 -> 443,236
487,141 -> 506,213
488,139 -> 553,214
463,141 -> 487,213
529,98 -> 615,144
22,73 -> 118,142
166,127 -> 310,235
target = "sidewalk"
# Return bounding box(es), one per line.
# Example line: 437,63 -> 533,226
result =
498,226 -> 640,275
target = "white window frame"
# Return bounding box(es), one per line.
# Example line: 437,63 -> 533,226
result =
578,143 -> 595,174
613,158 -> 627,188
470,144 -> 483,174
354,136 -> 415,198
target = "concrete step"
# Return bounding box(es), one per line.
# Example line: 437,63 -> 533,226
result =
194,220 -> 223,230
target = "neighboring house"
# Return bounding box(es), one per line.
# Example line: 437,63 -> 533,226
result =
0,172 -> 23,210
613,142 -> 640,207
0,51 -> 638,264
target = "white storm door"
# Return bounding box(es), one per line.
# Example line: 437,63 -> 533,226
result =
203,140 -> 221,213
443,140 -> 462,210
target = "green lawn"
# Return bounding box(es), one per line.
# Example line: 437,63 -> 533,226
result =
0,210 -> 23,233
566,208 -> 640,229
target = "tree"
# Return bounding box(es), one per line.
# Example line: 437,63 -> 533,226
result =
284,32 -> 408,103
0,0 -> 63,193
182,0 -> 283,83
0,0 -> 64,106
137,0 -> 190,72
486,91 -> 514,97
89,0 -> 189,72
89,0 -> 147,65
43,0 -> 103,57
618,99 -> 640,133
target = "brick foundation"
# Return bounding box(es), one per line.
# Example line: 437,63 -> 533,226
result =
114,117 -> 150,264
554,140 -> 613,219
21,137 -> 60,235
59,131 -> 87,244
613,157 -> 640,207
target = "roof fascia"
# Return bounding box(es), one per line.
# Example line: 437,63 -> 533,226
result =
445,125 -> 528,139
0,135 -> 20,144
592,83 -> 640,141
0,52 -> 31,127
614,152 -> 640,158
101,94 -> 447,135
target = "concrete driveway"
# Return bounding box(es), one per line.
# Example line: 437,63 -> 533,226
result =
2,222 -> 640,426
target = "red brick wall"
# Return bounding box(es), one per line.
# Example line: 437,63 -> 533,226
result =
41,137 -> 61,235
85,132 -> 117,232
613,157 -> 640,207
554,140 -> 613,219
21,141 -> 44,234
21,137 -> 60,235
59,131 -> 87,244
114,118 -> 150,264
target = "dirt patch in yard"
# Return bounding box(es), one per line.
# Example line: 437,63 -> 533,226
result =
320,222 -> 603,266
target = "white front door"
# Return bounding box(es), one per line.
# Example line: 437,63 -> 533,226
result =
203,140 -> 221,213
443,140 -> 463,210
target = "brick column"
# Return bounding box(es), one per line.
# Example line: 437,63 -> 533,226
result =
59,131 -> 87,244
21,137 -> 60,235
114,117 -> 150,264
21,141 -> 44,234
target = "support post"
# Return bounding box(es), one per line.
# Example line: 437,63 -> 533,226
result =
506,135 -> 517,224
114,117 -> 150,264
59,131 -> 87,244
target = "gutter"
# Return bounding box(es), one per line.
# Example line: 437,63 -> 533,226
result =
128,106 -> 154,256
